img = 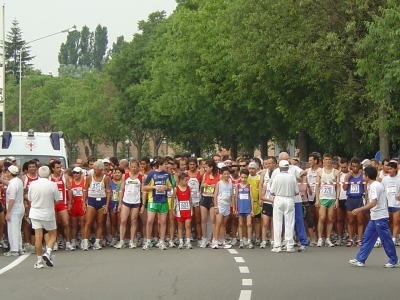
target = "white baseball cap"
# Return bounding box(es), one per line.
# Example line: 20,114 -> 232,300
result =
279,160 -> 289,168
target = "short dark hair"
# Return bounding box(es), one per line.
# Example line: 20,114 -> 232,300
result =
350,157 -> 361,165
220,166 -> 230,174
340,158 -> 348,164
50,160 -> 62,170
364,165 -> 377,180
140,157 -> 151,164
187,157 -> 198,166
323,153 -> 332,158
240,168 -> 249,176
382,158 -> 390,164
308,153 -> 320,164
388,162 -> 397,169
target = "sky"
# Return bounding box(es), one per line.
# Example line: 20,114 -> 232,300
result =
2,0 -> 177,75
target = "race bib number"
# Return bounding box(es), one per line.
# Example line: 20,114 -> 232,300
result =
92,182 -> 101,190
58,190 -> 63,200
167,190 -> 172,198
222,191 -> 231,199
204,186 -> 214,194
350,184 -> 360,194
179,201 -> 190,210
387,186 -> 396,195
112,191 -> 119,201
310,185 -> 315,194
323,186 -> 334,195
72,188 -> 82,197
155,185 -> 166,195
239,193 -> 249,200
191,190 -> 199,199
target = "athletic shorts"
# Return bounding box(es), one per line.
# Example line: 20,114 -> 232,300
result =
123,202 -> 140,209
388,207 -> 400,213
200,196 -> 214,210
253,201 -> 261,215
308,200 -> 315,206
319,199 -> 336,209
87,197 -> 107,210
262,203 -> 273,217
31,218 -> 57,231
168,197 -> 174,211
238,213 -> 249,218
55,203 -> 68,213
31,227 -> 48,235
338,199 -> 347,210
109,201 -> 119,213
176,215 -> 192,222
218,205 -> 230,217
253,213 -> 261,219
147,202 -> 168,214
69,204 -> 85,217
192,199 -> 200,208
346,197 -> 363,211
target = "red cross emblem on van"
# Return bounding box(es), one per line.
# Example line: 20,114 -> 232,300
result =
26,141 -> 37,151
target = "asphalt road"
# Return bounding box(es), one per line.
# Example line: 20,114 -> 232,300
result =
0,244 -> 398,300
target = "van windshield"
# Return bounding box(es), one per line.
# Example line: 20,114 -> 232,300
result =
3,155 -> 67,168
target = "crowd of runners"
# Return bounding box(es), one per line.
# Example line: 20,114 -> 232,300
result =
0,151 -> 398,268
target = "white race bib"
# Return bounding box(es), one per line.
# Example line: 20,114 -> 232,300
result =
179,201 -> 190,210
155,185 -> 166,195
239,193 -> 249,200
112,190 -> 119,201
350,184 -> 360,194
323,186 -> 334,195
72,188 -> 82,197
387,186 -> 396,195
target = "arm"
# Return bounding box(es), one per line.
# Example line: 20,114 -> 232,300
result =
315,170 -> 321,207
352,199 -> 377,215
68,178 -> 73,211
334,170 -> 340,209
83,176 -> 91,208
258,170 -> 266,196
250,185 -> 254,217
118,181 -> 125,212
104,177 -> 111,214
342,171 -> 352,191
214,182 -> 220,213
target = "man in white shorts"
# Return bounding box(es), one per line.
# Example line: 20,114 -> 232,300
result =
28,166 -> 62,269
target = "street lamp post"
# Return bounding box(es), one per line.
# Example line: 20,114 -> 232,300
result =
125,139 -> 131,159
18,25 -> 76,132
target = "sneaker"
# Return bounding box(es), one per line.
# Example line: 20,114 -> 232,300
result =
347,240 -> 354,247
129,240 -> 137,249
115,241 -> 126,249
53,243 -> 58,251
0,240 -> 5,248
325,239 -> 334,247
178,243 -> 184,249
334,239 -> 343,246
34,260 -> 44,269
109,238 -> 117,247
317,238 -> 323,247
248,243 -> 254,249
348,259 -> 364,267
199,239 -> 207,249
65,243 -> 75,251
3,251 -> 19,257
271,247 -> 282,253
260,241 -> 267,249
281,245 -> 287,251
185,242 -> 193,249
309,240 -> 317,247
42,252 -> 54,267
211,240 -> 219,249
254,238 -> 261,246
158,241 -> 167,250
239,241 -> 244,249
219,241 -> 232,249
286,248 -> 295,253
92,243 -> 102,250
231,238 -> 238,246
101,238 -> 107,247
71,240 -> 77,250
270,241 -> 275,248
82,240 -> 89,251
137,239 -> 143,247
142,241 -> 150,250
357,240 -> 362,247
298,245 -> 307,252
374,240 -> 382,248
383,261 -> 399,268
168,241 -> 176,248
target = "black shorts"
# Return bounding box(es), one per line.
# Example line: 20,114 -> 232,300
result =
200,196 -> 214,210
31,227 -> 48,236
339,199 -> 346,210
253,213 -> 261,219
262,203 -> 273,217
0,202 -> 3,213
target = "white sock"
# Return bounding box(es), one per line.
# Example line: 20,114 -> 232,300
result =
46,248 -> 52,255
37,256 -> 42,262
71,239 -> 76,244
179,239 -> 183,244
186,238 -> 190,244
95,239 -> 100,245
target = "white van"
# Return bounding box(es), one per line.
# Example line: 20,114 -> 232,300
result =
0,129 -> 69,167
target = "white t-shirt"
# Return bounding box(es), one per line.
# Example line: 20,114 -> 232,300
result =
272,165 -> 301,202
6,177 -> 24,215
339,172 -> 348,200
28,178 -> 62,221
382,175 -> 400,208
369,181 -> 389,220
270,172 -> 299,198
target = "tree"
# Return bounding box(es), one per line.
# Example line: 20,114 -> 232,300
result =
5,19 -> 34,83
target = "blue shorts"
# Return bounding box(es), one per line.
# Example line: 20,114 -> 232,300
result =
123,202 -> 140,209
109,201 -> 119,212
238,213 -> 249,218
346,197 -> 363,211
388,207 -> 400,213
88,197 -> 106,210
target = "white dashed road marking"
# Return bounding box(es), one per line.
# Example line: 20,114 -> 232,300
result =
228,249 -> 238,254
228,249 -> 252,300
239,266 -> 249,273
239,290 -> 252,300
234,257 -> 245,263
242,279 -> 253,286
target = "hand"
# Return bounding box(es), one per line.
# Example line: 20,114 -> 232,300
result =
5,213 -> 10,222
352,208 -> 360,216
250,212 -> 254,217
140,206 -> 145,214
103,206 -> 109,214
118,205 -> 122,213
315,201 -> 320,208
334,200 -> 338,209
68,203 -> 72,211
396,196 -> 400,201
258,200 -> 263,207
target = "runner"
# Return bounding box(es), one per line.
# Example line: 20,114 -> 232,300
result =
304,153 -> 320,245
142,157 -> 172,250
248,162 -> 261,246
116,160 -> 143,249
228,163 -> 241,246
343,157 -> 366,247
109,167 -> 124,246
235,169 -> 253,249
336,158 -> 349,246
82,161 -> 111,250
166,160 -> 177,247
49,160 -> 73,251
173,173 -> 193,249
315,153 -> 340,247
199,160 -> 220,248
348,165 -> 399,268
68,167 -> 86,250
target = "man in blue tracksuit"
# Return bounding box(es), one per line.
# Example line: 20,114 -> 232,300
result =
348,165 -> 398,268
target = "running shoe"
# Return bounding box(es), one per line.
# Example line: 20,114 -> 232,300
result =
34,260 -> 44,269
383,261 -> 399,268
199,238 -> 207,248
115,241 -> 126,249
239,241 -> 244,249
260,241 -> 267,249
129,240 -> 137,249
185,242 -> 193,249
325,239 -> 334,247
334,239 -> 343,246
65,243 -> 75,251
298,245 -> 307,252
142,241 -> 150,250
42,253 -> 54,267
356,240 -> 362,247
231,238 -> 238,246
109,238 -> 117,247
92,243 -> 102,250
348,259 -> 364,267
178,243 -> 184,249
211,240 -> 219,249
137,239 -> 143,247
82,240 -> 89,251
158,241 -> 167,250
271,247 -> 282,253
286,248 -> 295,253
168,241 -> 176,248
374,240 -> 382,248
248,243 -> 254,249
347,240 -> 354,247
0,240 -> 5,248
71,240 -> 77,250
53,242 -> 58,251
309,240 -> 318,247
316,238 -> 323,247
219,241 -> 232,249
270,241 -> 274,248
3,251 -> 19,257
254,238 -> 261,246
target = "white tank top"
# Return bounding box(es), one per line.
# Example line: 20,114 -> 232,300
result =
307,168 -> 319,201
217,180 -> 232,206
122,176 -> 141,204
319,168 -> 336,199
88,175 -> 106,198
